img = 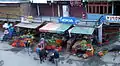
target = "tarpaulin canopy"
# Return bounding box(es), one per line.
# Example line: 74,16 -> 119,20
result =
39,23 -> 72,33
81,14 -> 103,22
69,26 -> 95,35
15,22 -> 42,29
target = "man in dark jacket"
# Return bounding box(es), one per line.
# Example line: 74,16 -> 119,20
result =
39,49 -> 48,63
54,50 -> 59,59
25,40 -> 31,55
49,49 -> 59,63
39,48 -> 44,63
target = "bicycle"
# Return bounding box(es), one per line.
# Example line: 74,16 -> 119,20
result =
0,60 -> 4,66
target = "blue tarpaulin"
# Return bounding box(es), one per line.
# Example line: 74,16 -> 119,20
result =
81,14 -> 103,22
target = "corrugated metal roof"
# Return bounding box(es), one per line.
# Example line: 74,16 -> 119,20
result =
69,26 -> 95,35
15,22 -> 42,29
0,0 -> 30,3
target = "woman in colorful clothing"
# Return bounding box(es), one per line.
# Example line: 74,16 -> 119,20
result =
39,38 -> 46,49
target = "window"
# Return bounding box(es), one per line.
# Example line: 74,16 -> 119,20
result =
93,6 -> 95,13
108,6 -> 112,14
104,6 -> 107,14
87,2 -> 112,14
89,6 -> 91,13
100,6 -> 103,14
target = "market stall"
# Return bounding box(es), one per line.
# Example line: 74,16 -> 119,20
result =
37,22 -> 72,52
11,34 -> 34,47
68,26 -> 95,58
11,22 -> 44,47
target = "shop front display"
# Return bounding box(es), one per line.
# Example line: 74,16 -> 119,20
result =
36,22 -> 72,52
11,34 -> 34,47
101,15 -> 120,44
10,22 -> 44,47
66,24 -> 96,58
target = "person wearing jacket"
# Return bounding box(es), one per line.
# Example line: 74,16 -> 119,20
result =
49,49 -> 59,63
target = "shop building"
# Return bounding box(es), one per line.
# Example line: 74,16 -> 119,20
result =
0,0 -> 32,30
83,0 -> 120,15
0,0 -> 32,19
30,0 -> 86,17
101,15 -> 120,43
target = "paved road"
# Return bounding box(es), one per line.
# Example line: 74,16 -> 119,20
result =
1,31 -> 120,66
1,42 -> 120,66
0,42 -> 80,66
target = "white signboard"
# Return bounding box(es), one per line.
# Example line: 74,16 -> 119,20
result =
106,16 -> 120,21
62,5 -> 69,17
30,0 -> 47,3
21,16 -> 30,23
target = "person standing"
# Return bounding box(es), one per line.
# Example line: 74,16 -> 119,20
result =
25,40 -> 31,55
39,38 -> 46,49
3,29 -> 9,41
38,48 -> 44,63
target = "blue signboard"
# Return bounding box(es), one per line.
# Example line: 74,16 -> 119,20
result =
105,15 -> 120,23
99,15 -> 120,24
58,17 -> 79,24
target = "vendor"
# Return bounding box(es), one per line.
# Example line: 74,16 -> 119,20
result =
39,38 -> 46,49
3,28 -> 9,41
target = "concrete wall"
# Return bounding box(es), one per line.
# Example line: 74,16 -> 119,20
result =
20,3 -> 31,16
0,3 -> 21,19
20,3 -> 38,17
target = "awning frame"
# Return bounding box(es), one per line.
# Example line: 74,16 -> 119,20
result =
68,26 -> 95,35
15,22 -> 43,29
39,23 -> 72,33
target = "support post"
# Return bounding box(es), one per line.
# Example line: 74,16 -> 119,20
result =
98,24 -> 103,43
58,4 -> 60,17
112,2 -> 114,15
52,3 -> 54,16
37,4 -> 40,16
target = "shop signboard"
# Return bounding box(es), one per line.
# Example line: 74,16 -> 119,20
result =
58,17 -> 79,24
106,16 -> 120,23
21,16 -> 33,23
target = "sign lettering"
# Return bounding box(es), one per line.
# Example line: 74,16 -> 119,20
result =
58,17 -> 79,24
106,16 -> 120,21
